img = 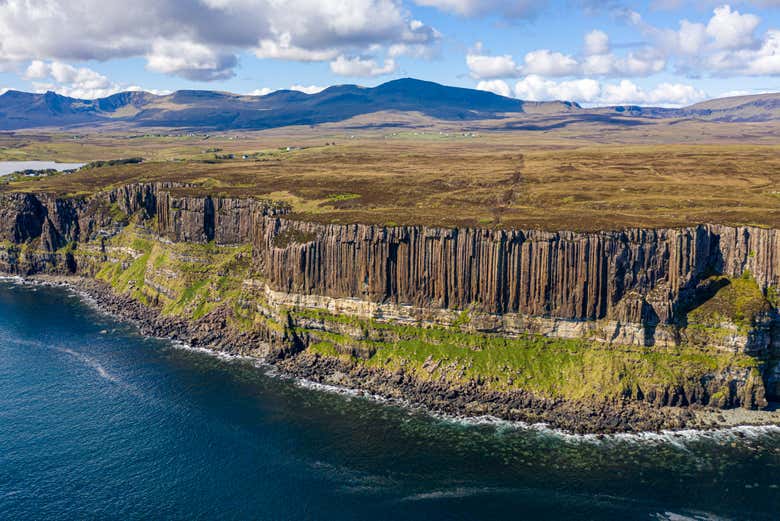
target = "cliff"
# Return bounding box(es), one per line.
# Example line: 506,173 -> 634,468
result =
1,183 -> 778,415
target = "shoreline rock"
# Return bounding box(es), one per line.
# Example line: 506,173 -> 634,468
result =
17,273 -> 780,435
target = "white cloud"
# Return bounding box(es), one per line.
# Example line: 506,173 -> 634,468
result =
514,75 -> 601,103
412,0 -> 544,19
706,5 -> 759,50
247,85 -> 328,95
0,0 -> 439,81
522,49 -> 579,76
466,44 -> 520,79
584,30 -> 609,56
388,20 -> 442,59
289,84 -> 327,94
24,60 -> 50,80
467,40 -> 664,80
511,75 -> 706,107
740,30 -> 780,75
22,60 -> 164,99
478,4 -> 779,84
330,55 -> 396,77
476,79 -> 512,97
676,20 -> 708,55
254,38 -> 339,62
633,4 -> 779,77
146,40 -> 237,81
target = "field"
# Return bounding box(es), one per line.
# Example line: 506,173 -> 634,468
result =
1,123 -> 779,231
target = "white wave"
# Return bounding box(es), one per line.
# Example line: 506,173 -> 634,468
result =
8,275 -> 779,445
293,377 -> 391,403
285,374 -> 780,445
56,346 -> 121,385
402,486 -> 513,502
167,339 -> 268,366
652,511 -> 732,521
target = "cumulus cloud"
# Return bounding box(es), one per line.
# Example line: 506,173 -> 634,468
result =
584,30 -> 609,56
21,60 -> 167,98
523,49 -> 579,76
412,0 -> 544,19
146,40 -> 237,81
289,84 -> 327,94
253,38 -> 339,62
467,37 -> 664,80
247,85 -> 328,95
705,5 -> 759,50
470,4 -> 779,85
509,75 -> 706,106
511,76 -> 601,103
0,0 -> 439,81
330,55 -> 396,77
632,4 -> 777,77
478,75 -> 705,107
475,79 -> 512,97
466,43 -> 520,79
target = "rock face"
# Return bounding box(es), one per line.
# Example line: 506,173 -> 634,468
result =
255,218 -> 779,345
2,185 -> 778,324
1,183 -> 779,401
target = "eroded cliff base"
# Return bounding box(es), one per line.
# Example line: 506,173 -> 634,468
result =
18,274 -> 774,434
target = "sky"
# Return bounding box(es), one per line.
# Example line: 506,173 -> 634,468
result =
0,1 -> 779,107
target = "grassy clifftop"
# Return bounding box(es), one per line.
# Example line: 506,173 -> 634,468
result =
2,142 -> 780,231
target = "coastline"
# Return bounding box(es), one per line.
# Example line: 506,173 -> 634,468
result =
6,273 -> 780,436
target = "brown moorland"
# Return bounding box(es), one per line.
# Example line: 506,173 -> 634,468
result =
1,130 -> 779,232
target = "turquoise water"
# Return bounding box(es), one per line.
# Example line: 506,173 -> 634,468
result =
0,279 -> 778,520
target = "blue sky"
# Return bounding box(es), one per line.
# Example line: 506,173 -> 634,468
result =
0,1 -> 778,106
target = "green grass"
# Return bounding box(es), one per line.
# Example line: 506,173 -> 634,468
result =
686,272 -> 770,334
307,323 -> 758,401
299,308 -> 760,401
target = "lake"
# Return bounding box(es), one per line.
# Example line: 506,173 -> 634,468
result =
0,161 -> 85,176
0,279 -> 778,520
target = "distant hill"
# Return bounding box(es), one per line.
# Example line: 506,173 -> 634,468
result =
682,93 -> 780,122
0,78 -> 569,131
0,79 -> 777,130
597,93 -> 780,122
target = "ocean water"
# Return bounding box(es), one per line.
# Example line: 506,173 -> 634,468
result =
0,280 -> 778,521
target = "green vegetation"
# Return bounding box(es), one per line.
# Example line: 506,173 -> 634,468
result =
94,224 -> 252,322
686,273 -> 770,335
82,157 -> 144,169
305,315 -> 759,401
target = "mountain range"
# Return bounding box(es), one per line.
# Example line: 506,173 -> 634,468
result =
0,78 -> 777,131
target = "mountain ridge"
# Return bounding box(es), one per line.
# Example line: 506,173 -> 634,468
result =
1,78 -> 777,130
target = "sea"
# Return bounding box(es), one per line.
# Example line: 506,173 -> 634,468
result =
0,279 -> 778,520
